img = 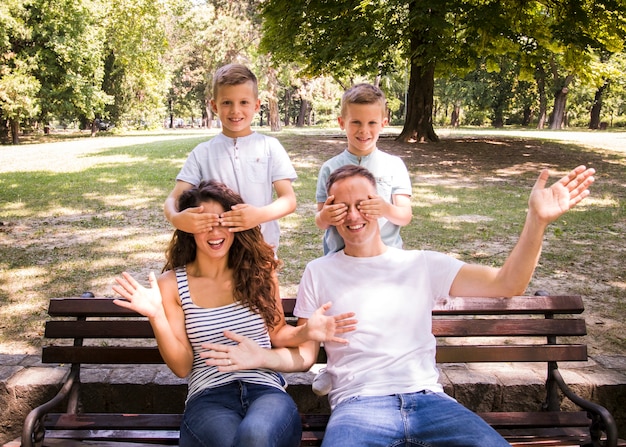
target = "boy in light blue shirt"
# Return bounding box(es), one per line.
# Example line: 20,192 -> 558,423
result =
315,83 -> 412,254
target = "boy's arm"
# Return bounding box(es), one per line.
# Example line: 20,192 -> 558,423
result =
113,271 -> 194,378
315,196 -> 348,230
219,179 -> 296,231
164,180 -> 219,233
357,192 -> 412,226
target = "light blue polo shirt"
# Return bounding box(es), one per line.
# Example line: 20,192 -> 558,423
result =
316,148 -> 412,254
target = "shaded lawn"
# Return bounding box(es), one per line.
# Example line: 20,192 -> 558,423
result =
0,129 -> 624,356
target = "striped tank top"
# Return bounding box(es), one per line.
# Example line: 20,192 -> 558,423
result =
176,267 -> 286,402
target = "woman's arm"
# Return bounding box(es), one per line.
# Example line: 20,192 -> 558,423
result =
113,271 -> 194,377
268,275 -> 356,348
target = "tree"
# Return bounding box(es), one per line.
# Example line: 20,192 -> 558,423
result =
0,71 -> 41,144
0,0 -> 113,141
100,0 -> 170,129
260,0 -> 437,140
0,0 -> 31,143
513,2 -> 626,129
28,0 -> 111,131
164,0 -> 261,129
260,0 -> 626,141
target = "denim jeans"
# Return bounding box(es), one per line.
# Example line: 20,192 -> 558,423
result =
321,391 -> 511,447
180,381 -> 301,447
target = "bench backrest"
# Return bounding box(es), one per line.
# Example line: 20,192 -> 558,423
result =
42,295 -> 587,366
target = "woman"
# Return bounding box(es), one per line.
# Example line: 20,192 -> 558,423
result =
113,180 -> 354,447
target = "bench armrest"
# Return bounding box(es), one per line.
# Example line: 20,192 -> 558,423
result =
21,367 -> 78,447
553,368 -> 618,447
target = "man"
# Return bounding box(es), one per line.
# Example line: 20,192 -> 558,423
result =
293,163 -> 595,447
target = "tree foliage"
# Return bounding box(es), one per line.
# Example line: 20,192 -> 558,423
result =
100,0 -> 169,127
2,0 -> 626,144
260,0 -> 626,141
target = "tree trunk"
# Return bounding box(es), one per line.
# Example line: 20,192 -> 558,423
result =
207,105 -> 214,129
450,104 -> 460,127
266,66 -> 281,132
397,61 -> 438,143
522,107 -> 532,126
492,108 -> 504,128
201,108 -> 208,128
10,119 -> 20,144
296,99 -> 309,127
535,64 -> 547,129
284,89 -> 292,126
589,81 -> 608,129
90,121 -> 97,137
550,87 -> 569,130
168,97 -> 174,128
268,98 -> 280,131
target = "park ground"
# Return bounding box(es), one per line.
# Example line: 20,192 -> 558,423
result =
0,127 -> 624,357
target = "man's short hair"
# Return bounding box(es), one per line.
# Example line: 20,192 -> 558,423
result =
340,83 -> 387,118
212,63 -> 258,99
326,165 -> 377,194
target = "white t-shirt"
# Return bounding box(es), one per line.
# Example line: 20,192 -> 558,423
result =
294,247 -> 464,409
176,132 -> 297,251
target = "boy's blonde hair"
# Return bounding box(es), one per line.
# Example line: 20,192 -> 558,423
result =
341,83 -> 387,118
212,63 -> 258,99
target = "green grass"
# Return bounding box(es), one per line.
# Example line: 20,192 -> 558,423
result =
0,128 -> 624,354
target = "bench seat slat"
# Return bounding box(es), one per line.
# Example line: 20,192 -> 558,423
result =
42,430 -> 178,445
44,411 -> 591,431
40,412 -> 593,441
46,413 -> 331,431
45,413 -> 182,430
502,429 -> 589,446
436,345 -> 587,363
478,411 -> 590,428
27,440 -> 176,447
38,412 -> 602,447
32,430 -> 609,447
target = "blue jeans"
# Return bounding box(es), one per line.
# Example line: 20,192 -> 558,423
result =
321,391 -> 511,447
180,381 -> 301,447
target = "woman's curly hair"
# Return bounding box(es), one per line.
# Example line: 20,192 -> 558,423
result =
163,180 -> 282,330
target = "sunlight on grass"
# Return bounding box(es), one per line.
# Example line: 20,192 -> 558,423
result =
3,267 -> 48,298
411,187 -> 460,207
583,195 -> 620,208
0,130 -> 624,356
99,194 -> 158,208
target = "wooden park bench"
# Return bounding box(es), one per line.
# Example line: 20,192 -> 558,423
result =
17,293 -> 624,447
